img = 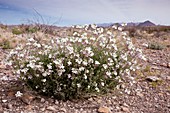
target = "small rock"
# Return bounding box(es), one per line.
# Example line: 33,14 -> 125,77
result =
106,100 -> 112,105
97,99 -> 102,104
55,100 -> 59,105
115,106 -> 121,110
124,89 -> 131,94
167,76 -> 170,81
88,97 -> 93,101
46,106 -> 56,111
40,107 -> 46,111
121,106 -> 130,112
7,104 -> 13,109
0,64 -> 6,69
122,103 -> 129,107
60,108 -> 67,112
2,100 -> 7,103
7,91 -> 15,97
0,105 -> 2,112
142,43 -> 148,47
98,106 -> 110,113
167,63 -> 170,68
25,105 -> 33,111
146,76 -> 161,82
21,94 -> 35,105
136,92 -> 144,97
40,98 -> 45,103
45,101 -> 49,105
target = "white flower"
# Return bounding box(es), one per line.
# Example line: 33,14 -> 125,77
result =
125,69 -> 130,75
121,23 -> 127,27
77,83 -> 81,88
72,68 -> 78,74
85,70 -> 89,73
67,74 -> 71,78
59,65 -> 65,69
112,53 -> 117,58
112,25 -> 117,29
1,76 -> 8,81
102,64 -> 108,69
28,37 -> 35,42
118,27 -> 123,31
41,79 -> 46,82
88,85 -> 90,89
113,71 -> 117,76
142,43 -> 148,47
91,24 -> 97,29
19,54 -> 24,58
20,68 -> 29,74
95,61 -> 100,65
47,64 -> 52,69
82,61 -> 88,66
48,54 -> 52,59
107,31 -> 112,35
79,67 -> 85,71
27,62 -> 35,69
15,91 -> 23,97
95,87 -> 100,92
51,39 -> 54,44
67,61 -> 72,66
106,71 -> 112,76
75,58 -> 82,64
6,60 -> 12,66
42,71 -> 48,77
88,58 -> 94,63
101,82 -> 105,86
84,74 -> 87,79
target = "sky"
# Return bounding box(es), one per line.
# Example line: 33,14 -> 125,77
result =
0,0 -> 170,26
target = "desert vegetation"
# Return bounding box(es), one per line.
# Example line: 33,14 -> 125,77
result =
0,23 -> 170,112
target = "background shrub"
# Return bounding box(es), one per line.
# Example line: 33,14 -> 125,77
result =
148,42 -> 166,50
12,27 -> 22,35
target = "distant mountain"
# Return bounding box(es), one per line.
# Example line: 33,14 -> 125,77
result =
97,23 -> 114,27
127,22 -> 140,27
137,20 -> 156,27
97,20 -> 156,27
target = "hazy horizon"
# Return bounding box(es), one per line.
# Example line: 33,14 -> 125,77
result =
0,0 -> 170,26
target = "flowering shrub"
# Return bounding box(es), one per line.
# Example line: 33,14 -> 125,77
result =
6,24 -> 146,100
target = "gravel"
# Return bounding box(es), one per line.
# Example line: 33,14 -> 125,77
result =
0,35 -> 170,113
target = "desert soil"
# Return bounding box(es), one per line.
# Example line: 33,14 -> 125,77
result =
0,30 -> 170,113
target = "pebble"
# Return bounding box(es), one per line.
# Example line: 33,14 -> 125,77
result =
167,62 -> 170,68
106,100 -> 112,105
88,97 -> 93,101
21,94 -> 35,105
98,106 -> 110,113
2,100 -> 7,103
46,106 -> 57,111
7,104 -> 13,109
60,108 -> 67,112
167,76 -> 170,80
0,106 -> 2,112
146,76 -> 161,82
121,106 -> 130,112
136,92 -> 144,97
25,105 -> 32,111
40,107 -> 46,111
55,100 -> 59,105
40,98 -> 45,103
97,99 -> 102,104
0,64 -> 6,69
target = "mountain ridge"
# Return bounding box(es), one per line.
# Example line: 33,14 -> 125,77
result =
97,20 -> 156,27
